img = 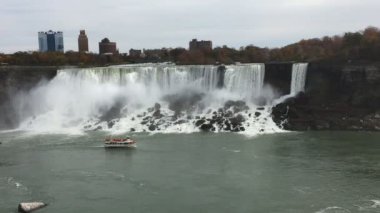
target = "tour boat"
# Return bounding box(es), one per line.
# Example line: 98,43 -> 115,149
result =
104,137 -> 137,148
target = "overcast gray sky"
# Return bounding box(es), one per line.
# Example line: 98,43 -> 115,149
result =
1,0 -> 380,53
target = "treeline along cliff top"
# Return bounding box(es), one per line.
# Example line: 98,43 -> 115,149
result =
1,27 -> 380,66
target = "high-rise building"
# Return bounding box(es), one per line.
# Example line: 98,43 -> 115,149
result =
38,30 -> 64,52
99,38 -> 117,55
78,30 -> 89,52
189,39 -> 212,52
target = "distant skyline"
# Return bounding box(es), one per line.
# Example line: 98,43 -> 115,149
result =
1,0 -> 380,54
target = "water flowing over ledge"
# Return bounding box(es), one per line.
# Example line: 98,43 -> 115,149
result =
291,63 -> 308,95
15,63 -> 307,135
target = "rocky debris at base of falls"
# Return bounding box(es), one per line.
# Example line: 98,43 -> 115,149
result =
271,92 -> 380,131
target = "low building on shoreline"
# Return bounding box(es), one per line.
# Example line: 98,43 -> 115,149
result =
189,39 -> 212,52
99,38 -> 118,55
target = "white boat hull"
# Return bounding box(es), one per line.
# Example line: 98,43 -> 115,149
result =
104,143 -> 137,148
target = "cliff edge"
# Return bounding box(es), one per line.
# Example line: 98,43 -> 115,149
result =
272,62 -> 380,131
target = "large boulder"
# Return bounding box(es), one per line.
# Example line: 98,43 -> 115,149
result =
18,202 -> 47,213
152,109 -> 163,119
200,123 -> 214,132
195,119 -> 206,127
223,100 -> 249,113
148,124 -> 156,131
229,114 -> 245,126
154,103 -> 161,111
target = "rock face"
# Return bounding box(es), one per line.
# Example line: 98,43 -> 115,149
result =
216,65 -> 226,88
264,62 -> 292,96
131,99 -> 250,132
0,66 -> 59,129
194,101 -> 249,132
305,62 -> 380,108
272,62 -> 380,131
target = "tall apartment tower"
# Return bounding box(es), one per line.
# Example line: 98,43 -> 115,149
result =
38,30 -> 64,52
78,30 -> 89,52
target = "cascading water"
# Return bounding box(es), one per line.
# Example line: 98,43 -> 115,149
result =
290,63 -> 308,95
272,62 -> 309,105
16,63 -> 283,135
224,64 -> 265,100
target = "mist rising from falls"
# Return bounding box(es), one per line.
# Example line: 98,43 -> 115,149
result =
16,63 -> 283,135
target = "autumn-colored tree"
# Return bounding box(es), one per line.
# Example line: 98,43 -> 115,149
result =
2,26 -> 380,65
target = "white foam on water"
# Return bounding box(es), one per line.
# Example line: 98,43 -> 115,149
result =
371,200 -> 380,208
355,199 -> 380,211
315,206 -> 351,213
6,177 -> 28,191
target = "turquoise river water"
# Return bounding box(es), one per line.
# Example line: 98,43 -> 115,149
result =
0,131 -> 380,213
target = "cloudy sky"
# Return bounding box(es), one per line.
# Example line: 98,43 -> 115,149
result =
1,0 -> 380,53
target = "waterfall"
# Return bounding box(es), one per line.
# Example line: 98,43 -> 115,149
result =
15,63 -> 283,135
224,64 -> 265,100
290,63 -> 308,95
56,63 -> 265,94
57,64 -> 221,92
